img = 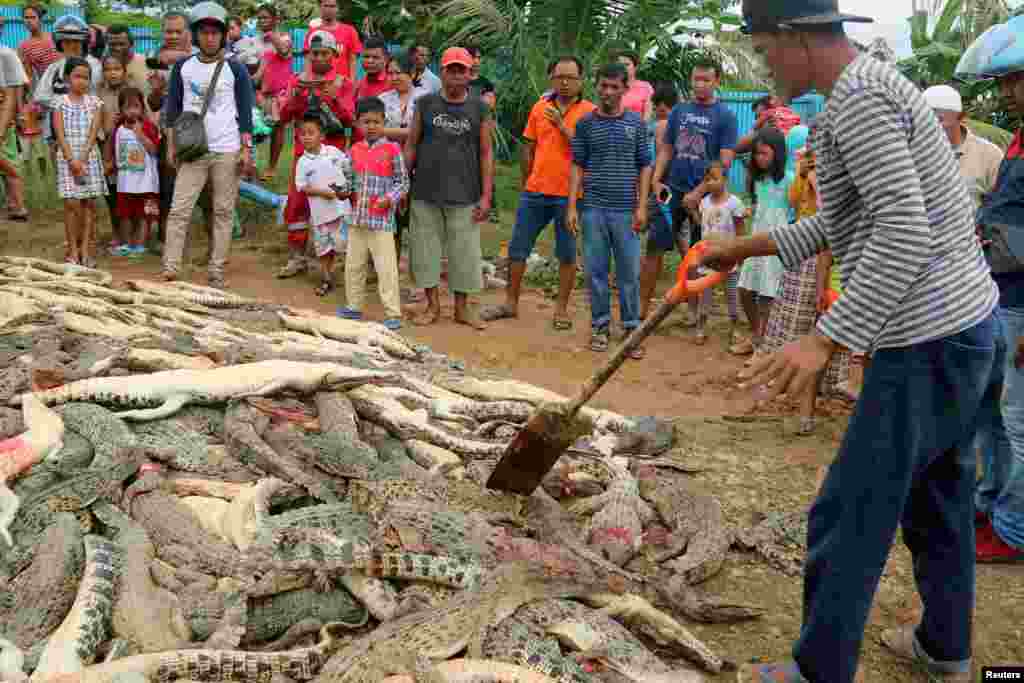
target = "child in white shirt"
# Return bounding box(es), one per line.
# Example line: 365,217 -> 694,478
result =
294,111 -> 351,296
695,161 -> 746,345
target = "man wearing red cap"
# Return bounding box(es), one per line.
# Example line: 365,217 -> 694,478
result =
404,46 -> 494,330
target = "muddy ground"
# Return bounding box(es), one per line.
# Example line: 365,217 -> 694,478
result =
2,192 -> 1022,681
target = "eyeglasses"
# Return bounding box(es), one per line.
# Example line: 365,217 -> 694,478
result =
551,75 -> 580,82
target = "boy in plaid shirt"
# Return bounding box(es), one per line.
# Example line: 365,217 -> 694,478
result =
337,96 -> 409,330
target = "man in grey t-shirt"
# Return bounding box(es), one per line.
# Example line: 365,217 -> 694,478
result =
404,46 -> 494,330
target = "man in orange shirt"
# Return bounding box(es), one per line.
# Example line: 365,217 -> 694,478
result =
481,55 -> 595,330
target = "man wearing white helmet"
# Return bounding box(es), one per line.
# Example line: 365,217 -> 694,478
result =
160,1 -> 256,290
923,84 -> 1003,208
33,15 -> 102,144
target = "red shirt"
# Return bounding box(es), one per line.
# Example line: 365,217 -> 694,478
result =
261,51 -> 293,97
351,74 -> 393,144
303,21 -> 362,79
355,73 -> 392,100
279,68 -> 355,154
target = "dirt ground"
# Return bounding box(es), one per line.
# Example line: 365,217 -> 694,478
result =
3,204 -> 1023,680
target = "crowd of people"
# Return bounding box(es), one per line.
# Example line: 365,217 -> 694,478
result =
1,0 -> 1024,680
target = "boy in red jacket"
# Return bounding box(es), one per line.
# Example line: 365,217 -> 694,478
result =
277,30 -> 355,279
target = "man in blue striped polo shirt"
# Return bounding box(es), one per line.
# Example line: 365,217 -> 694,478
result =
701,2 -> 1001,682
567,62 -> 653,357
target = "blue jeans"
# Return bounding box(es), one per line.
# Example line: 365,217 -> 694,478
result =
581,207 -> 641,332
793,313 -> 1000,683
977,307 -> 1024,549
508,192 -> 577,264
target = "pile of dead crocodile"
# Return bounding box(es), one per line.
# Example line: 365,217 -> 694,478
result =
0,257 -> 805,683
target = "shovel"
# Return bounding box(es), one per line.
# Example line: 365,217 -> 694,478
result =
486,241 -> 726,495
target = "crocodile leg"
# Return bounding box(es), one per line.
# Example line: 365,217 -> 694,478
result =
114,394 -> 190,421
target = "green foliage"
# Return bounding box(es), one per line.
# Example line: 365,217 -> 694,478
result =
899,0 -> 1013,129
967,117 -> 1014,149
427,0 -> 748,157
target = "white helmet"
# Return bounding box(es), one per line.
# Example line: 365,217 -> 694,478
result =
922,85 -> 963,113
189,1 -> 228,33
307,30 -> 338,54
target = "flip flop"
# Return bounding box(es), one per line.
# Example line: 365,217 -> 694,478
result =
552,314 -> 573,331
480,304 -> 517,322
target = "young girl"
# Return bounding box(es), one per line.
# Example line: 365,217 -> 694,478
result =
54,57 -> 107,267
760,126 -> 855,434
694,161 -> 746,345
294,112 -> 351,296
99,54 -> 125,253
109,86 -> 159,256
733,127 -> 790,363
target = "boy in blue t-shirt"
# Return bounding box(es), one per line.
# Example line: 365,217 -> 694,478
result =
643,59 -> 738,321
567,62 -> 653,358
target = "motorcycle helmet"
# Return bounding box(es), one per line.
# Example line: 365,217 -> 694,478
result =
52,15 -> 90,53
956,15 -> 1024,81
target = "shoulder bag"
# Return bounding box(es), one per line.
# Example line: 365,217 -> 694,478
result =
173,58 -> 225,163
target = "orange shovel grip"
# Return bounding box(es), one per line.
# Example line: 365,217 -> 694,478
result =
822,288 -> 840,312
666,241 -> 727,304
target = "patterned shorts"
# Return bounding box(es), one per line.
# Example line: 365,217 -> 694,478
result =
311,217 -> 348,258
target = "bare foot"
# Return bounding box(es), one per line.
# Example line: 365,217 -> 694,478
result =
455,311 -> 488,331
413,308 -> 441,326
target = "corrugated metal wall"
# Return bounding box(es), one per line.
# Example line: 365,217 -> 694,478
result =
0,5 -> 86,49
720,90 -> 825,194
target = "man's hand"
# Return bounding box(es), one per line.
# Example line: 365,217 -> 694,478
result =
652,180 -> 668,203
976,225 -> 992,248
473,195 -> 492,223
698,236 -> 743,272
817,286 -> 831,314
167,147 -> 177,170
566,205 -> 579,236
69,159 -> 85,178
741,332 -> 836,405
148,71 -> 167,96
633,204 -> 648,233
683,190 -> 701,211
542,106 -> 566,134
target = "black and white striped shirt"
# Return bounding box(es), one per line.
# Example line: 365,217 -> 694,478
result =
771,55 -> 998,354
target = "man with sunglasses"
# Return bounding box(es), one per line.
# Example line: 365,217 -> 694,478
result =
482,56 -> 594,328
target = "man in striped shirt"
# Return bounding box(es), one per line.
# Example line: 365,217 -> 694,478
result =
567,62 -> 652,357
703,2 -> 1001,683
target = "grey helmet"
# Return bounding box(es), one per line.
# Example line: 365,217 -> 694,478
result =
53,14 -> 89,52
189,1 -> 228,33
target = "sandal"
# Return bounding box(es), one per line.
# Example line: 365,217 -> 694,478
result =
337,307 -> 363,321
277,259 -> 307,279
694,330 -> 707,345
590,329 -> 609,352
796,416 -> 816,436
315,278 -> 335,297
8,210 -> 28,222
552,314 -> 573,331
628,344 -> 645,360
